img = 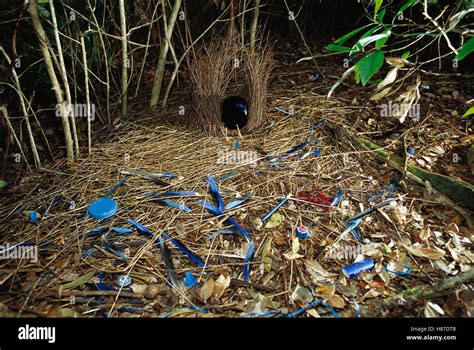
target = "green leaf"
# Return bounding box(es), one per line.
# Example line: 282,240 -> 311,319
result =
334,24 -> 372,45
37,4 -> 50,18
374,0 -> 383,18
354,64 -> 361,84
325,44 -> 357,53
0,180 -> 6,189
401,51 -> 410,59
376,9 -> 386,22
61,271 -> 95,290
462,106 -> 474,118
355,50 -> 384,86
352,26 -> 382,55
456,37 -> 474,61
395,0 -> 417,18
358,32 -> 391,49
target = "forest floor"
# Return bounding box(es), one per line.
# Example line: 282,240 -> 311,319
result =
0,43 -> 472,318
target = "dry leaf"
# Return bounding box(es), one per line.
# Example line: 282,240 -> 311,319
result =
424,301 -> 445,317
305,308 -> 321,318
361,289 -> 381,300
214,274 -> 231,299
370,86 -> 393,100
316,283 -> 335,299
290,285 -> 313,305
200,278 -> 215,302
261,237 -> 273,273
403,244 -> 445,260
388,206 -> 408,224
327,295 -> 346,308
265,213 -> 284,229
419,226 -> 431,241
283,237 -> 304,260
377,67 -> 398,90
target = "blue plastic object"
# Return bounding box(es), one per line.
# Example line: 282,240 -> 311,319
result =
342,258 -> 375,278
184,272 -> 198,288
28,211 -> 39,223
88,197 -> 118,219
116,274 -> 132,287
296,226 -> 311,239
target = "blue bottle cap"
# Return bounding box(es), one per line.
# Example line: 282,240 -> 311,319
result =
296,226 -> 311,239
116,274 -> 132,287
88,197 -> 118,219
407,148 -> 416,155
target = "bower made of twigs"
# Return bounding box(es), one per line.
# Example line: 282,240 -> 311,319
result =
188,34 -> 274,135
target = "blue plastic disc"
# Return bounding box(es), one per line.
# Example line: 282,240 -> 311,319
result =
88,197 -> 118,219
116,274 -> 132,287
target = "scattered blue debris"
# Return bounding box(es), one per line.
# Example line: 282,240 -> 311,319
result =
87,226 -> 109,237
353,298 -> 361,317
128,217 -> 204,267
104,177 -> 128,197
368,180 -> 398,203
88,197 -> 118,220
295,226 -> 311,239
28,211 -> 39,223
199,186 -> 254,282
330,186 -> 344,206
116,274 -> 132,288
386,264 -> 412,276
261,194 -> 291,223
158,199 -> 191,213
184,272 -> 198,288
308,115 -> 333,130
111,227 -> 133,235
342,258 -> 375,278
81,248 -> 99,257
224,192 -> 251,211
214,172 -> 238,181
206,175 -> 224,211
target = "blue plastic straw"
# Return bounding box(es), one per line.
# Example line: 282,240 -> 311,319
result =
261,194 -> 291,222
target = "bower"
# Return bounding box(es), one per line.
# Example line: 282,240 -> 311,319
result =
187,33 -> 274,136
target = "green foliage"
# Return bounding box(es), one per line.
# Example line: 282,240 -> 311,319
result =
355,50 -> 384,86
299,0 -> 473,96
456,37 -> 474,61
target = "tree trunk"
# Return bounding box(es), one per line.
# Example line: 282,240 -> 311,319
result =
27,0 -> 74,163
118,0 -> 128,117
149,0 -> 182,108
249,0 -> 260,56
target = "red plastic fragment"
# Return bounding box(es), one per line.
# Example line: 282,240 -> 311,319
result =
297,191 -> 333,211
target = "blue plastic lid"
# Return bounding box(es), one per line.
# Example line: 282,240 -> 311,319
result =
88,197 -> 118,219
116,274 -> 132,287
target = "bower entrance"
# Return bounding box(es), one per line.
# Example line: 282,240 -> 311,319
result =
221,95 -> 249,130
188,34 -> 274,136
